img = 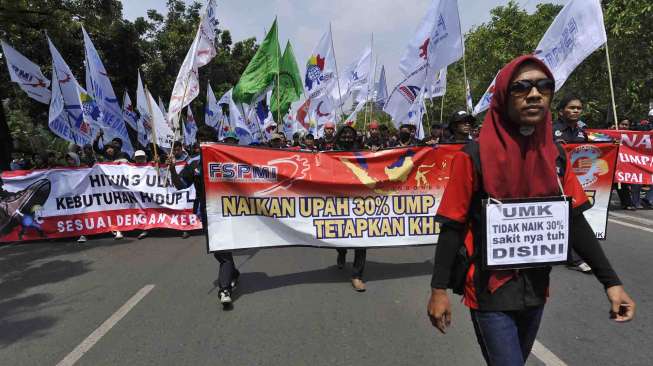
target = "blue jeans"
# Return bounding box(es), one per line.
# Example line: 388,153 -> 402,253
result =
470,305 -> 544,366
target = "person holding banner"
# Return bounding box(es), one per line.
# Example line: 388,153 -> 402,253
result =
333,125 -> 367,292
426,55 -> 635,366
551,95 -> 593,273
444,111 -> 475,143
317,122 -> 337,151
169,125 -> 240,307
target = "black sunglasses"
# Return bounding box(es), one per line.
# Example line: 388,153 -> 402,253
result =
508,78 -> 555,96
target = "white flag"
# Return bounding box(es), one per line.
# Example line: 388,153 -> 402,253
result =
399,0 -> 463,78
47,37 -> 97,146
339,46 -> 372,102
122,91 -> 139,130
534,0 -> 606,91
1,40 -> 51,104
407,88 -> 426,139
472,74 -> 496,116
344,100 -> 367,127
309,94 -> 337,137
424,68 -> 447,99
158,97 -> 168,118
304,29 -> 337,100
374,65 -> 389,107
205,83 -> 223,128
248,90 -> 274,141
168,0 -> 219,127
137,71 -> 174,149
474,0 -> 606,115
184,107 -> 198,146
383,64 -> 428,128
135,73 -> 150,147
218,89 -> 253,144
83,27 -> 134,155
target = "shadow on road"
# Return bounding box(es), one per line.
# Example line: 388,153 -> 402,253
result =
218,259 -> 433,300
0,236 -> 134,348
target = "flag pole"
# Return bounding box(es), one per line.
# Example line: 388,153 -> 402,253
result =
604,42 -> 619,129
276,18 -> 281,131
439,95 -> 445,125
329,22 -> 345,124
364,33 -> 374,130
457,2 -> 471,114
144,86 -> 160,180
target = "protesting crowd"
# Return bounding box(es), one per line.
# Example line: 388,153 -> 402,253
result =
1,0 -> 648,364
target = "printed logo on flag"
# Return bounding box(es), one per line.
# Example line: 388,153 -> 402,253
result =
570,145 -> 609,188
399,85 -> 421,103
305,54 -> 331,91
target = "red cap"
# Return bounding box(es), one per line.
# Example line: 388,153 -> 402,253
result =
324,121 -> 336,129
369,121 -> 379,129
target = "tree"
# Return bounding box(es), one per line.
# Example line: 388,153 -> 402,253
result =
0,0 -> 257,157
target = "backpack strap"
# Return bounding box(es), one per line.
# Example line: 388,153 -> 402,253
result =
554,142 -> 567,178
463,140 -> 567,181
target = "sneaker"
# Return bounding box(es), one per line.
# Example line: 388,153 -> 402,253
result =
181,231 -> 190,239
351,278 -> 366,292
77,235 -> 87,243
113,231 -> 124,240
137,231 -> 148,240
337,251 -> 346,269
0,179 -> 51,236
219,289 -> 232,304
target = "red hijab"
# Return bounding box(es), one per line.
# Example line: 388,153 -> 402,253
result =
479,55 -> 560,199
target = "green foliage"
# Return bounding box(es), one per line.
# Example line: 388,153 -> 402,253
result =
423,0 -> 652,129
0,0 -> 258,155
1,0 -> 651,157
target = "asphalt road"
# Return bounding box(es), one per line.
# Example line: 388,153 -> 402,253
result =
1,209 -> 652,366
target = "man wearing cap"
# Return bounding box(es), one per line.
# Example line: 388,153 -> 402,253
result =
317,121 -> 337,151
423,123 -> 445,145
364,121 -> 387,151
445,111 -> 475,143
133,150 -> 148,164
396,124 -> 419,147
222,131 -> 239,144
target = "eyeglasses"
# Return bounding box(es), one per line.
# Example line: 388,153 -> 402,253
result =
508,78 -> 554,97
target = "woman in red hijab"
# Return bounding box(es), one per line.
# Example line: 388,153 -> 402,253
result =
426,55 -> 635,366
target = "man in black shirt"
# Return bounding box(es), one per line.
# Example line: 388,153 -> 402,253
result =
169,126 -> 240,308
445,111 -> 475,143
552,95 -> 587,143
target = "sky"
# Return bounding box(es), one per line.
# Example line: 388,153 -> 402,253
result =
120,0 -> 567,91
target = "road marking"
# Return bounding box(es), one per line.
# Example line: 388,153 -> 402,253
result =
532,340 -> 568,366
56,285 -> 155,366
608,218 -> 653,234
609,211 -> 653,227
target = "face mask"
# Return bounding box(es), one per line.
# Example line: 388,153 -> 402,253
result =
399,131 -> 411,143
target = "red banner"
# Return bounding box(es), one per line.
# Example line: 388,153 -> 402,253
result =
200,143 -> 617,251
588,129 -> 653,184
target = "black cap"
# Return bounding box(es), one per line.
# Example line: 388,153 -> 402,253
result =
430,123 -> 444,129
449,110 -> 476,124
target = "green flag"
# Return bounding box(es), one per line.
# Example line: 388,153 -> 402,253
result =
271,41 -> 303,121
232,19 -> 280,104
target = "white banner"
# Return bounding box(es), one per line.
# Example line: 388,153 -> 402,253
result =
1,163 -> 200,242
